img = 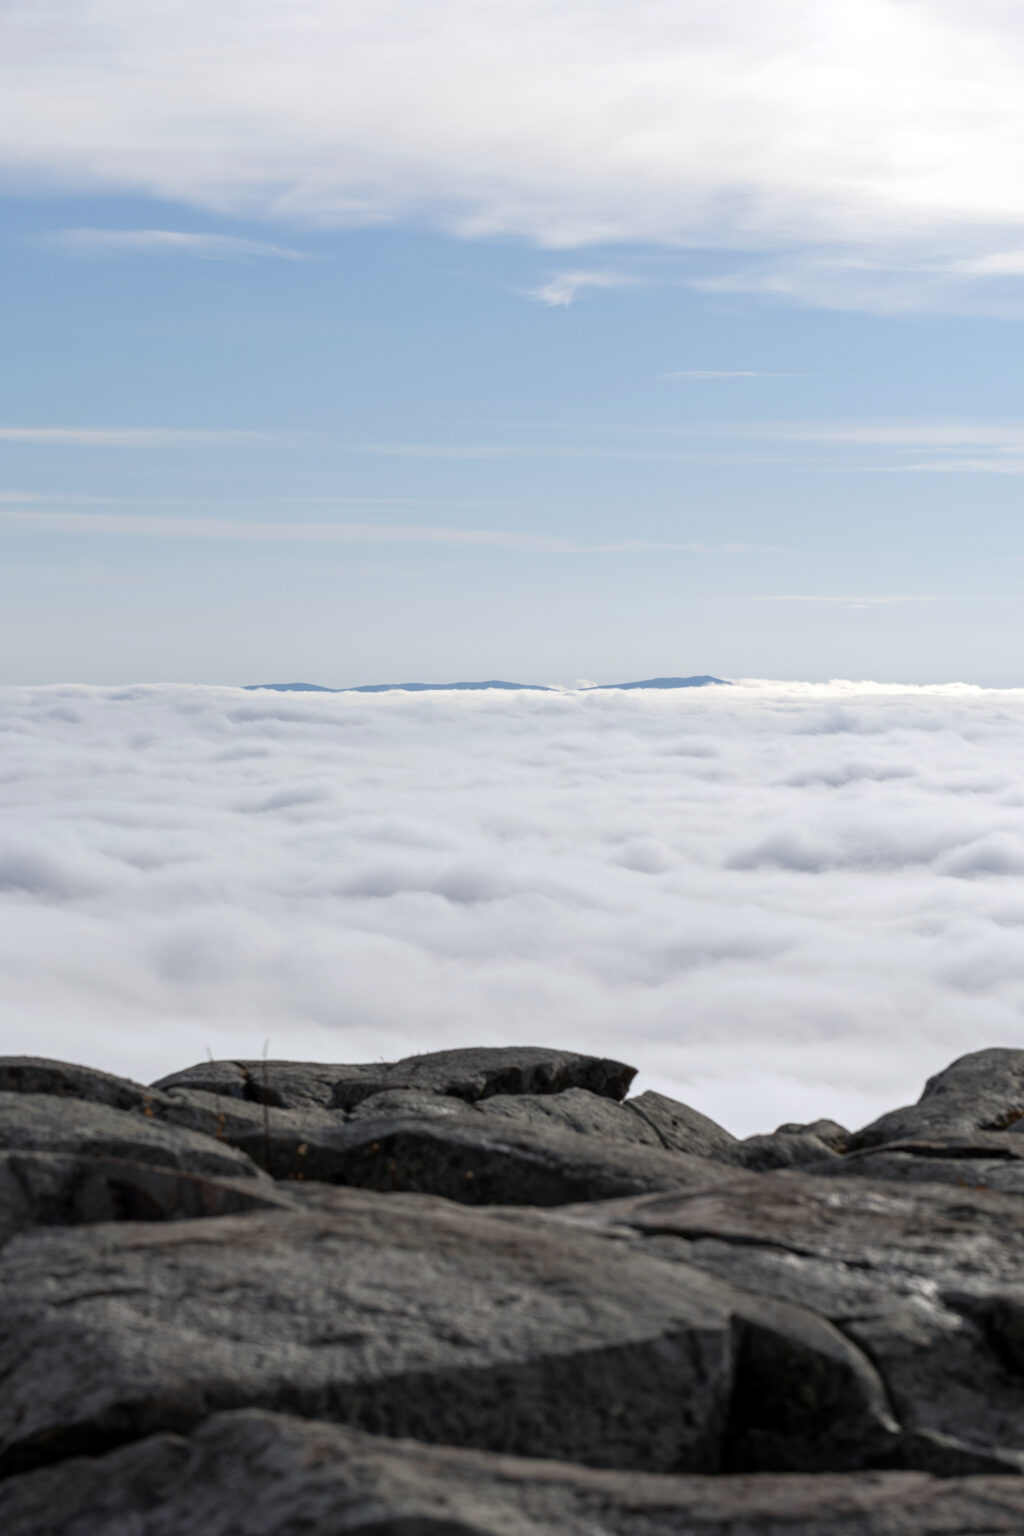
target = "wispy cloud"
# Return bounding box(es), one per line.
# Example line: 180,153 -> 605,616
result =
0,506 -> 766,555
8,3 -> 1024,307
756,594 -> 939,610
526,271 -> 634,307
55,229 -> 311,261
0,427 -> 266,447
665,371 -> 787,380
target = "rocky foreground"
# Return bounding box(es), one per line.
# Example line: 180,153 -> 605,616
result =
4,1049 -> 1024,1531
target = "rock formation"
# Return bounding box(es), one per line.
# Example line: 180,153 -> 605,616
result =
4,1044 -> 1024,1532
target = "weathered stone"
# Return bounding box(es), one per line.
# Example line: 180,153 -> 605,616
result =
622,1090 -> 738,1160
0,1057 -> 165,1113
734,1131 -> 838,1172
475,1087 -> 664,1147
157,1086 -> 338,1143
849,1048 -> 1024,1150
0,1188 -> 739,1477
8,1410 -> 1024,1536
810,1135 -> 1024,1194
223,1109 -> 733,1203
0,1152 -> 290,1245
0,1093 -> 265,1183
776,1118 -> 850,1151
724,1293 -> 899,1471
567,1172 -> 1024,1471
153,1046 -> 636,1112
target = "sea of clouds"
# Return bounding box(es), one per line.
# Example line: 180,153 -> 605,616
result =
2,680 -> 1023,1135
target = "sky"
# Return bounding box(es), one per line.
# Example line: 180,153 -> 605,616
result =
5,679 -> 1024,1133
4,1 -> 1024,685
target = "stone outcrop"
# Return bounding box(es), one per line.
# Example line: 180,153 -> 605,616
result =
4,1043 -> 1024,1533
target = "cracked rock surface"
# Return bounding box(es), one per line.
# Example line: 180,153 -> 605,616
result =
4,1044 -> 1024,1533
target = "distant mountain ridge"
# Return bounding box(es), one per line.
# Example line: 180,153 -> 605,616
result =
244,676 -> 730,694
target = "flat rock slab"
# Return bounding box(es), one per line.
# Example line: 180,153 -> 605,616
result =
5,1410 -> 1024,1536
0,1187 -> 744,1478
153,1046 -> 637,1111
222,1109 -> 738,1204
0,1152 -> 291,1245
0,1093 -> 265,1184
564,1174 -> 1024,1472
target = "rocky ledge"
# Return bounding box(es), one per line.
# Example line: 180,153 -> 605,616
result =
4,1046 -> 1024,1532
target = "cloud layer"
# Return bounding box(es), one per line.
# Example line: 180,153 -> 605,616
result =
4,2 -> 1024,273
2,681 -> 1024,1134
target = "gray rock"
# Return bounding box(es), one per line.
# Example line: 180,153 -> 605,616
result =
734,1132 -> 838,1172
0,1187 -> 742,1477
9,1410 -> 1024,1536
0,1093 -> 265,1184
0,1057 -> 164,1113
475,1087 -> 664,1147
572,1171 -> 1024,1471
153,1046 -> 636,1112
0,1152 -> 291,1245
157,1086 -> 338,1143
849,1048 -> 1024,1150
776,1118 -> 850,1151
222,1109 -> 737,1203
624,1090 -> 738,1160
808,1135 -> 1024,1194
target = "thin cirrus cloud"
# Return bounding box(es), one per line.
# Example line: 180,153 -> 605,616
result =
0,427 -> 266,447
0,506 -> 762,556
55,229 -> 311,261
5,3 -> 1024,306
525,271 -> 634,306
665,371 -> 788,380
756,595 -> 939,609
5,680 -> 1024,1135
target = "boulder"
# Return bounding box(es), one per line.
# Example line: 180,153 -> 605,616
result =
0,1057 -> 166,1114
220,1108 -> 736,1204
808,1135 -> 1024,1195
153,1046 -> 636,1112
0,1153 -> 291,1245
475,1087 -> 664,1146
0,1187 -> 741,1478
776,1118 -> 850,1151
849,1048 -> 1024,1150
734,1131 -> 838,1172
623,1089 -> 739,1160
0,1093 -> 265,1184
7,1409 -> 1024,1536
573,1171 -> 1024,1472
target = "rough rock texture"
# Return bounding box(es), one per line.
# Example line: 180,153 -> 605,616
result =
0,1188 -> 744,1477
848,1048 -> 1024,1149
220,1107 -> 736,1204
7,1410 -> 1024,1536
0,1093 -> 265,1183
154,1046 -> 636,1111
733,1130 -> 838,1172
0,1058 -> 167,1113
8,1044 -> 1024,1533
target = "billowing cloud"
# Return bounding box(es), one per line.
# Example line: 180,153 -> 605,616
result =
3,680 -> 1024,1137
3,2 -> 1024,289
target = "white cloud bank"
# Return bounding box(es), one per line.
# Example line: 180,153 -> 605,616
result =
2,681 -> 1024,1135
4,2 -> 1024,283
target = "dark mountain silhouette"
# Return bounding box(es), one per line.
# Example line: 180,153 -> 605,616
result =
590,676 -> 729,690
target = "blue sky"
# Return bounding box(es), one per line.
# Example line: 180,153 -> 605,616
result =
4,2 -> 1024,685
